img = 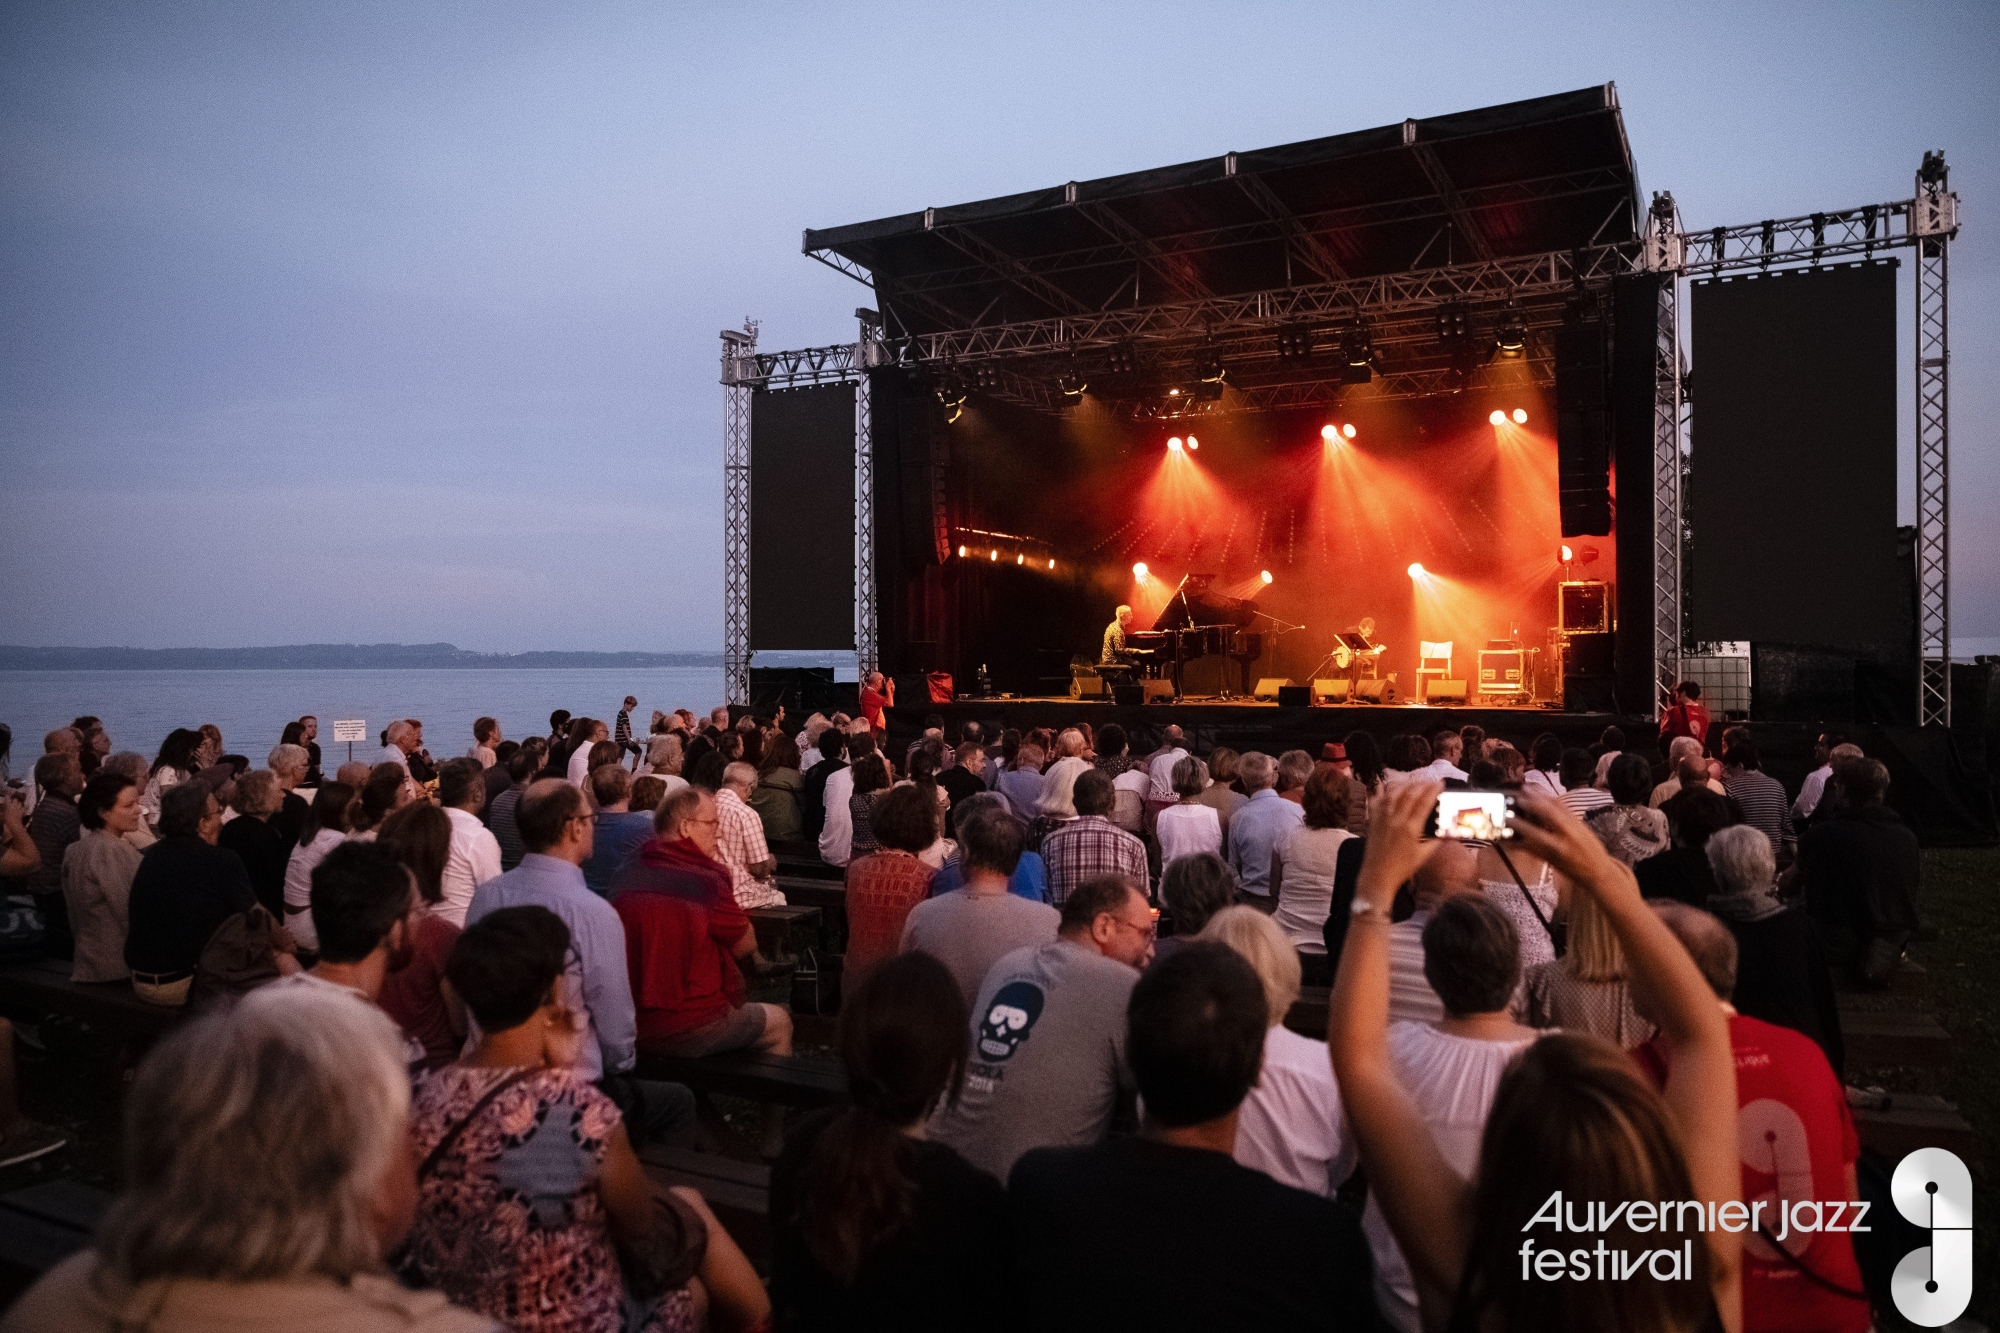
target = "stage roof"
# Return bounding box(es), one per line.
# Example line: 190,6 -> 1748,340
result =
806,84 -> 1642,339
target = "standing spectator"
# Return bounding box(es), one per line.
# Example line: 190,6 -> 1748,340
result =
613,694 -> 641,761
1659,678 -> 1712,747
844,786 -> 941,984
1037,770 -> 1148,909
1224,752 -> 1302,910
612,788 -> 793,1065
1556,746 -> 1612,818
404,906 -> 764,1333
1425,730 -> 1468,782
771,952 -> 1005,1333
1155,756 -> 1222,869
467,716 -> 501,769
1342,731 -> 1386,835
1720,727 -> 1796,866
938,740 -> 987,834
62,771 -> 144,982
466,780 -> 695,1149
376,805 -> 468,1073
1635,786 -> 1735,907
1582,752 -> 1670,867
435,758 -> 502,927
802,727 -> 847,846
1518,872 -> 1656,1048
24,753 -> 84,957
1195,746 -> 1248,845
1521,734 -> 1565,799
717,761 -> 783,908
125,784 -> 262,1007
1704,824 -> 1846,1076
1271,768 -> 1362,965
486,747 -> 539,872
291,715 -> 324,787
578,764 -> 652,895
0,985 -> 497,1333
1636,904 -> 1871,1333
858,670 -> 894,734
749,733 -> 806,845
1008,943 -> 1376,1329
218,770 -> 291,919
266,743 -> 312,846
1795,757 -> 1920,988
1199,907 -> 1355,1197
900,802 -> 1059,1006
930,876 -> 1150,1182
1154,853 -> 1238,964
282,781 -> 352,955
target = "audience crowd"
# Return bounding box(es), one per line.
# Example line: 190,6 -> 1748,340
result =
0,682 -> 1927,1330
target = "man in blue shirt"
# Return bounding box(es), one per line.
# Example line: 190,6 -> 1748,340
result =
579,765 -> 655,895
468,778 -> 695,1147
1224,751 -> 1302,911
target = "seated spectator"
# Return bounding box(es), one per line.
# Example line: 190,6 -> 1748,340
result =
1155,756 -> 1221,868
1518,866 -> 1656,1049
1795,756 -> 1920,989
1380,733 -> 1428,786
286,780 -> 357,957
901,801 -> 1059,1006
218,770 -> 290,919
346,762 -> 415,841
1143,726 -> 1190,814
1636,786 -> 1734,906
1556,746 -> 1612,817
266,743 -> 312,846
932,876 -> 1151,1183
771,952 -> 1006,1332
749,732 -> 806,844
1342,731 -> 1387,835
994,743 -> 1045,823
1199,907 -> 1355,1196
611,787 -> 792,1062
1108,755 -> 1151,834
845,785 -> 942,983
0,983 -> 495,1333
1425,729 -> 1469,782
1636,904 -> 1870,1333
644,731 -> 688,784
1582,752 -> 1670,866
24,751 -> 83,957
375,805 -> 469,1072
1225,751 -> 1303,910
1649,736 -> 1720,807
99,751 -> 157,851
139,727 -> 201,832
486,747 -> 539,871
845,753 -> 893,862
578,764 -> 652,896
1274,749 -> 1314,807
938,740 -> 987,834
630,774 -> 667,813
564,718 -> 611,787
1195,745 -> 1248,843
1391,838 -> 1486,1026
468,715 -> 501,769
1797,738 -> 1863,828
1589,724 -> 1626,788
804,726 -> 848,849
1038,769 -> 1148,909
718,761 -> 783,908
125,783 -> 259,1007
926,792 -> 1051,904
1271,768 -> 1361,965
468,779 -> 695,1150
1090,723 -> 1137,777
1330,781 -> 1741,1332
1720,727 -> 1796,865
1154,852 -> 1237,963
431,758 -> 502,926
62,771 -> 144,983
1706,823 -> 1844,1073
404,906 -> 766,1333
1008,942 -> 1376,1329
1521,733 -> 1565,799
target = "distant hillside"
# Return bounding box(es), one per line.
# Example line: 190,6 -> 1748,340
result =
0,644 -> 723,671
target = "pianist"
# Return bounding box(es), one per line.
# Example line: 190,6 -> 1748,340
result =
1101,605 -> 1135,665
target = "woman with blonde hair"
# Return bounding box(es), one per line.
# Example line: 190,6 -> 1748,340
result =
1,984 -> 495,1331
1517,874 -> 1656,1047
1198,906 -> 1353,1197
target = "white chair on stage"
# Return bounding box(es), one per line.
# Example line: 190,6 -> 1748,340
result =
1416,641 -> 1454,702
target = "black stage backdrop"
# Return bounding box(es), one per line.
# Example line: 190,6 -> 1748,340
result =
1689,263 -> 1901,656
751,383 -> 855,651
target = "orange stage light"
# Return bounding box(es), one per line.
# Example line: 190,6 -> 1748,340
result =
1261,570 -> 1274,584
1512,408 -> 1528,424
1321,424 -> 1339,441
1408,562 -> 1427,579
1342,423 -> 1356,439
1488,410 -> 1506,426
1133,561 -> 1149,580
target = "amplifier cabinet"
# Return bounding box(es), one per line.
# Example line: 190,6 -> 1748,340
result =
1558,580 -> 1611,633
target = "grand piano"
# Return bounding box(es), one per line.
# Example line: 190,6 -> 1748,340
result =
1125,576 -> 1263,698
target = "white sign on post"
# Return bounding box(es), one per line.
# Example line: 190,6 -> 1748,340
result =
331,720 -> 368,743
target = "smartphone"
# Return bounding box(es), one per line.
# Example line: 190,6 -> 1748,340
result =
1434,790 -> 1515,840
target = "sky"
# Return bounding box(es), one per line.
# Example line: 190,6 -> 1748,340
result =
2,1 -> 1995,655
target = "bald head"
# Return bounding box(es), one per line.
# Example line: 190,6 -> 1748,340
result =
1650,902 -> 1737,1000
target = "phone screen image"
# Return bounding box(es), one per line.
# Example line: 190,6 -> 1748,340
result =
1435,790 -> 1513,840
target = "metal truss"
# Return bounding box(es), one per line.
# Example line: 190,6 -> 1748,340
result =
722,340 -> 859,388
720,324 -> 757,705
1915,157 -> 1955,726
855,314 -> 880,676
1642,195 -> 1686,719
1682,198 -> 1924,275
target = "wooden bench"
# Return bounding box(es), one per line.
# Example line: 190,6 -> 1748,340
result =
1847,1091 -> 1979,1165
0,1180 -> 110,1282
1839,1009 -> 1952,1070
745,905 -> 821,962
641,1145 -> 772,1268
0,957 -> 180,1042
775,877 -> 846,953
633,1049 -> 848,1110
774,850 -> 844,883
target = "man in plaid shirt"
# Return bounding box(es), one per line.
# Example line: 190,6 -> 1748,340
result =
1040,769 -> 1148,906
716,762 -> 786,909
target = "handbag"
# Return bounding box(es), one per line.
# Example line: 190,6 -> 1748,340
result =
791,947 -> 843,1016
618,1185 -> 709,1301
190,904 -> 287,1007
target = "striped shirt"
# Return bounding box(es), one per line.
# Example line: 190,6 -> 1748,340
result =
1559,787 -> 1614,820
1386,914 -> 1446,1024
1724,769 -> 1796,860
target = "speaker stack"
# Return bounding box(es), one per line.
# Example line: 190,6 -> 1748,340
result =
1555,579 -> 1617,712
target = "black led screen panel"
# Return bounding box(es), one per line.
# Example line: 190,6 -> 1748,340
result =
1689,262 -> 1898,651
750,383 -> 855,650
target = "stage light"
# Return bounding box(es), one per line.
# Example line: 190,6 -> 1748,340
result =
1260,570 -> 1274,585
1058,369 -> 1088,397
1496,304 -> 1527,357
1342,423 -> 1356,439
1016,553 -> 1025,565
1167,386 -> 1182,397
1276,323 -> 1314,363
1512,408 -> 1528,424
990,549 -> 998,561
1133,562 -> 1149,580
1489,409 -> 1506,426
1407,562 -> 1426,579
1560,544 -> 1574,563
1185,435 -> 1198,451
1321,424 -> 1338,442
1340,323 -> 1374,384
1167,437 -> 1183,452
1048,558 -> 1056,570
1195,347 -> 1226,383
957,544 -> 967,558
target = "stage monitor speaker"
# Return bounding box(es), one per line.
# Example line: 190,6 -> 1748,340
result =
1353,679 -> 1396,704
1312,678 -> 1350,703
1141,679 -> 1177,704
1113,684 -> 1143,706
1565,631 -> 1615,676
1276,685 -> 1312,707
1564,674 -> 1620,713
1069,676 -> 1108,698
1424,680 -> 1468,704
1253,677 -> 1295,701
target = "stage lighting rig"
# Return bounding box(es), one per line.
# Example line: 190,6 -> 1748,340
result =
1105,343 -> 1138,376
1195,345 -> 1227,384
1489,410 -> 1506,426
974,364 -> 1002,392
936,371 -> 968,423
1275,323 -> 1315,363
1495,304 -> 1528,359
1057,367 -> 1088,396
1339,323 -> 1374,385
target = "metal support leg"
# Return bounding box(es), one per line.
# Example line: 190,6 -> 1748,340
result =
1914,162 -> 1953,727
855,321 -> 879,677
1643,195 -> 1685,719
721,325 -> 757,706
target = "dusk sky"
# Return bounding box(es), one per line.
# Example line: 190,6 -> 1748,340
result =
4,2 -> 1995,654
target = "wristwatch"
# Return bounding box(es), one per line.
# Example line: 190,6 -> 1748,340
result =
1349,898 -> 1391,922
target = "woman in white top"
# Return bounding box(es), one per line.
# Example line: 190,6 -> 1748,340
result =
1153,757 -> 1221,868
1521,734 -> 1565,799
1200,906 -> 1355,1196
282,782 -> 353,954
139,728 -> 203,832
1270,768 -> 1359,953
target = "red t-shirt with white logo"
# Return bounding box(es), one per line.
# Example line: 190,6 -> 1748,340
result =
1636,1014 -> 1868,1333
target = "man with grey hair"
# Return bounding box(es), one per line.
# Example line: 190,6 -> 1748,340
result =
1101,603 -> 1135,665
717,761 -> 781,908
1649,735 -> 1722,808
1145,725 -> 1189,809
377,720 -> 417,772
1705,824 -> 1844,1067
267,742 -> 312,846
1274,749 -> 1315,806
1225,751 -> 1302,910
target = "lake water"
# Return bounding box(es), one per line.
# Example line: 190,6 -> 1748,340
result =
0,667 -> 728,770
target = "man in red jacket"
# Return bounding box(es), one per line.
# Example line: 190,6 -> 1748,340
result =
1659,680 -> 1712,748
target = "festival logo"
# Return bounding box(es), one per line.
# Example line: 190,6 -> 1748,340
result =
1890,1147 -> 1972,1326
976,981 -> 1045,1063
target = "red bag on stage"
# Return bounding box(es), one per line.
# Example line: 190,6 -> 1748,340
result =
926,671 -> 954,703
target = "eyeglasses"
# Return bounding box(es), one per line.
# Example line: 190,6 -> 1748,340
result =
1108,916 -> 1158,943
